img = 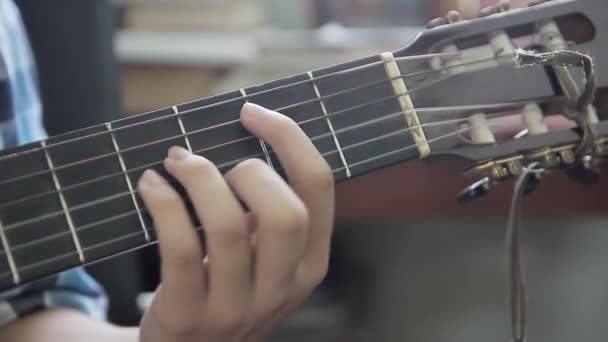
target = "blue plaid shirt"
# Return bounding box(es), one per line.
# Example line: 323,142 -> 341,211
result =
0,0 -> 107,326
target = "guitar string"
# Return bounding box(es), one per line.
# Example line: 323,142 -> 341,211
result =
0,51 -> 466,165
0,126 -> 478,278
0,53 -> 532,217
1,109 -> 510,235
3,122 -> 431,254
0,72 -> 556,255
0,81 -> 556,275
3,24 -> 551,338
0,52 -> 530,273
0,86 -> 539,213
0,52 -> 515,189
0,69 -> 456,190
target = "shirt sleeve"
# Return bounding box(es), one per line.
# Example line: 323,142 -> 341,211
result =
0,0 -> 108,328
0,269 -> 108,326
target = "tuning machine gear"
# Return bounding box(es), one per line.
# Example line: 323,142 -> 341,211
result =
427,10 -> 463,29
458,177 -> 492,203
562,137 -> 607,185
528,0 -> 556,6
480,0 -> 511,17
458,166 -> 542,203
458,157 -> 526,203
567,155 -> 601,185
595,139 -> 608,159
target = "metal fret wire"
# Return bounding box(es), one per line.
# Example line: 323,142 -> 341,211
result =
4,91 -> 536,234
2,113 -> 508,263
0,51 -> 460,163
1,107 -> 509,234
0,53 -> 514,189
0,125 -> 480,278
0,56 -> 520,212
0,54 -> 523,277
0,75 -> 451,212
6,112 -> 508,251
0,219 -> 18,283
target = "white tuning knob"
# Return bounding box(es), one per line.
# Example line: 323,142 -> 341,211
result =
428,10 -> 465,72
480,0 -> 511,17
469,113 -> 496,144
481,0 -> 515,58
521,103 -> 549,135
488,31 -> 515,57
427,10 -> 463,29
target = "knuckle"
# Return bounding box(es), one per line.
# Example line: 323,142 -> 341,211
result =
269,215 -> 296,233
276,114 -> 298,129
139,182 -> 181,209
291,162 -> 333,192
155,191 -> 182,207
154,313 -> 199,336
230,158 -> 268,177
207,217 -> 248,244
165,247 -> 201,269
308,163 -> 334,190
271,116 -> 299,143
265,202 -> 308,235
256,292 -> 289,319
136,178 -> 148,195
299,260 -> 329,290
240,157 -> 268,171
307,263 -> 329,288
179,156 -> 216,178
210,307 -> 247,331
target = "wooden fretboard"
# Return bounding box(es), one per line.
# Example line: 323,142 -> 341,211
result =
0,52 -> 437,290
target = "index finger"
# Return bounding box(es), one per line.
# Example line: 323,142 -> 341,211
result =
240,103 -> 334,279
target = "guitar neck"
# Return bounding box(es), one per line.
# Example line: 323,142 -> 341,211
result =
0,51 -> 435,290
2,0 -> 607,292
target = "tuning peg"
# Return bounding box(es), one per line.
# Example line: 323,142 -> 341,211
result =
446,10 -> 463,23
426,17 -> 446,29
528,0 -> 554,7
480,0 -> 511,17
566,155 -> 600,184
427,10 -> 463,28
458,177 -> 492,203
595,142 -> 608,159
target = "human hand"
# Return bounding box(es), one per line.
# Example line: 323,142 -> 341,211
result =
137,103 -> 335,342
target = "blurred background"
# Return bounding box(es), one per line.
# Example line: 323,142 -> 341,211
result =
12,0 -> 608,341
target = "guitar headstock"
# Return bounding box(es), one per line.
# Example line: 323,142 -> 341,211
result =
393,0 -> 608,200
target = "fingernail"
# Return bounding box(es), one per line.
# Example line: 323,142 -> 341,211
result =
142,169 -> 163,185
242,102 -> 271,118
163,157 -> 175,171
168,146 -> 190,160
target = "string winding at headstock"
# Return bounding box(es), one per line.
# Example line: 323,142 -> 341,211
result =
394,0 -> 608,201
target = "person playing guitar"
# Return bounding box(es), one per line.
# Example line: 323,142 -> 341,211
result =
1,0 -> 607,341
0,0 -> 333,341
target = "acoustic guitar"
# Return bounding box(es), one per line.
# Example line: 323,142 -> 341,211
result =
0,0 -> 606,291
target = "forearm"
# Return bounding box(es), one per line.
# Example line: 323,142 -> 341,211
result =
0,309 -> 138,342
